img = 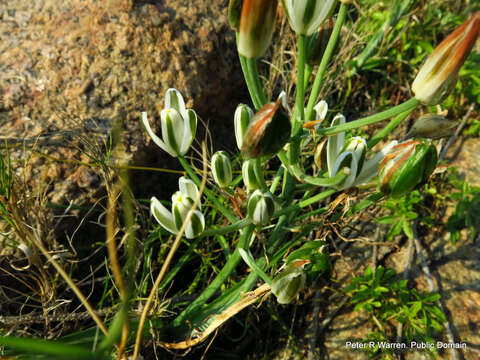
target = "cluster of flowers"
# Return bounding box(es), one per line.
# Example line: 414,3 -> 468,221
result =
140,1 -> 479,303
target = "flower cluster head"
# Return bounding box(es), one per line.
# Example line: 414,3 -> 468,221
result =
412,12 -> 480,105
150,177 -> 205,239
141,88 -> 197,157
314,108 -> 397,190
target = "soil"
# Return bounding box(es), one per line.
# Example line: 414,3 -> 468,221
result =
1,0 -> 479,359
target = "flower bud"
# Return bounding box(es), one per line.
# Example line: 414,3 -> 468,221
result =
238,0 -> 278,58
271,261 -> 308,304
242,159 -> 266,193
404,114 -> 457,140
247,189 -> 275,225
412,12 -> 480,105
379,140 -> 438,198
211,151 -> 233,188
234,103 -> 254,150
141,88 -> 197,157
241,94 -> 291,158
228,0 -> 244,31
281,0 -> 337,35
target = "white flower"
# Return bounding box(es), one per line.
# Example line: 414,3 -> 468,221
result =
141,88 -> 197,157
281,0 -> 337,35
315,110 -> 398,190
150,177 -> 205,239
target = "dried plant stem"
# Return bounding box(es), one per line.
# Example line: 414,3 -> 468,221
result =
132,142 -> 208,360
8,193 -> 109,336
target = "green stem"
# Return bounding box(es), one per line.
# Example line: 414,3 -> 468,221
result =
296,34 -> 307,122
236,32 -> 262,109
178,156 -> 238,223
317,98 -> 420,136
305,3 -> 348,121
246,57 -> 268,107
201,218 -> 251,237
273,188 -> 335,218
277,149 -> 348,187
367,109 -> 413,148
172,224 -> 255,327
239,54 -> 262,110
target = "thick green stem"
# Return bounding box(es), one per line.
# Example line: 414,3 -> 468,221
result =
305,3 -> 348,121
236,32 -> 262,110
317,98 -> 420,136
178,156 -> 237,223
202,218 -> 251,237
246,57 -> 268,107
295,34 -> 307,123
367,109 -> 413,148
273,188 -> 336,218
239,54 -> 262,110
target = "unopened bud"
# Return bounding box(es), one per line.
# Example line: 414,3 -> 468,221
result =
211,151 -> 233,188
241,94 -> 291,158
238,0 -> 278,58
412,12 -> 480,105
247,189 -> 275,225
404,114 -> 457,140
379,139 -> 438,198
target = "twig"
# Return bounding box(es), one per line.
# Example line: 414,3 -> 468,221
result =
439,103 -> 475,161
132,142 -> 208,360
413,223 -> 460,360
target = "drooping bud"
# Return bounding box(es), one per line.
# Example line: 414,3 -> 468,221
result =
228,0 -> 244,31
379,139 -> 438,198
141,88 -> 197,157
271,261 -> 308,304
241,93 -> 291,158
234,103 -> 254,150
247,189 -> 275,225
238,0 -> 278,58
242,159 -> 266,193
306,18 -> 334,65
412,12 -> 480,105
404,114 -> 457,140
281,0 -> 337,35
211,151 -> 233,188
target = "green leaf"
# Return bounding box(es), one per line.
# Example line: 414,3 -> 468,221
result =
0,336 -> 97,359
